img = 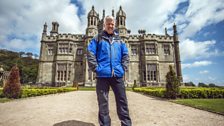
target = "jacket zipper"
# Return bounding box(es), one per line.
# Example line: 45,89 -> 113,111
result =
109,38 -> 114,77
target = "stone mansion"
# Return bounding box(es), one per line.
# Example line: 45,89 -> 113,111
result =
37,6 -> 182,87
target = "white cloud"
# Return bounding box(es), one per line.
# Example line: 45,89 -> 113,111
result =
79,0 -> 181,34
168,0 -> 224,40
199,70 -> 209,74
182,60 -> 212,69
0,0 -> 81,53
0,0 -> 223,60
180,39 -> 221,61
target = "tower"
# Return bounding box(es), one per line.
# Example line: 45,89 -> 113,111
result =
86,6 -> 99,37
173,23 -> 183,82
116,6 -> 127,37
41,22 -> 47,40
50,22 -> 59,36
84,6 -> 99,86
43,22 -> 47,35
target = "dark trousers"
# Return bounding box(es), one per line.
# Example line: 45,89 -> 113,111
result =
96,77 -> 132,126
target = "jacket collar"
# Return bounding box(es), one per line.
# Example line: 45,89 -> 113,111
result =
101,30 -> 120,42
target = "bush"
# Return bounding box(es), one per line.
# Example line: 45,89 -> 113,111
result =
3,65 -> 22,98
165,65 -> 180,99
21,87 -> 77,98
0,88 -> 4,98
133,87 -> 224,99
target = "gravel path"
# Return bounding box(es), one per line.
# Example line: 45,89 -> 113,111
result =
0,91 -> 223,126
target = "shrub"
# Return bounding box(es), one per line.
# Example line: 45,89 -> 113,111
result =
165,65 -> 180,99
3,65 -> 22,98
0,88 -> 4,98
133,87 -> 224,99
21,88 -> 77,98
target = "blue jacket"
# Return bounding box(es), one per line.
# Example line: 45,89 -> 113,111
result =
87,30 -> 129,77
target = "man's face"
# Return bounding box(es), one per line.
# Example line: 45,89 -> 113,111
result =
104,19 -> 115,34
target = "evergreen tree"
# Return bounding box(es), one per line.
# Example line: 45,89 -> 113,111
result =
165,65 -> 180,99
3,65 -> 22,98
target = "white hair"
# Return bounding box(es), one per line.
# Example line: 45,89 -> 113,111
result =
103,15 -> 115,24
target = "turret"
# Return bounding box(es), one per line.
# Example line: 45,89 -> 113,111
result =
97,9 -> 104,33
173,23 -> 183,82
112,9 -> 114,17
43,22 -> 47,34
103,9 -> 105,19
116,6 -> 127,37
116,6 -> 126,28
165,27 -> 169,36
50,22 -> 59,36
86,6 -> 99,36
41,22 -> 48,40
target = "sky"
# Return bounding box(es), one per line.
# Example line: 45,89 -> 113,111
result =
0,0 -> 224,86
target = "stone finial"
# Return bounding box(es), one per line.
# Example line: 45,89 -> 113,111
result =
43,22 -> 47,33
165,27 -> 168,36
103,9 -> 105,19
173,23 -> 177,34
112,9 -> 114,17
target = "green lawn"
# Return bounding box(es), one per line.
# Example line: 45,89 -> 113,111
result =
0,98 -> 12,103
78,87 -> 96,91
172,99 -> 224,115
78,87 -> 133,91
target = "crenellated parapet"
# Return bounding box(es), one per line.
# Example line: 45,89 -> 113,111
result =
41,34 -> 85,42
41,35 -> 57,42
127,34 -> 173,42
127,35 -> 140,41
143,34 -> 173,42
57,34 -> 85,41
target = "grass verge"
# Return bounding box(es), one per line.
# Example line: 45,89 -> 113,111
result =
0,98 -> 12,103
171,99 -> 224,115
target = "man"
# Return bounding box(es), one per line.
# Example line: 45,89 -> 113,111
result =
87,15 -> 132,126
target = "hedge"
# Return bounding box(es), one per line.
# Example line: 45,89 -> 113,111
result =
0,87 -> 77,98
133,87 -> 224,99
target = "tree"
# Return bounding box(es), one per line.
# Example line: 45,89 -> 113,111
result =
3,65 -> 22,98
185,81 -> 195,87
208,83 -> 217,87
165,65 -> 180,99
198,82 -> 208,87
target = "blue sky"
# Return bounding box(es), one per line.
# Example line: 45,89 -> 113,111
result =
0,0 -> 224,85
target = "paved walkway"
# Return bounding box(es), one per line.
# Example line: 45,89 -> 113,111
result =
0,91 -> 223,126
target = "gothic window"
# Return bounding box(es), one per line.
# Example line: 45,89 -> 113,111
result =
147,64 -> 157,81
91,17 -> 93,25
164,44 -> 170,55
146,44 -> 156,54
131,45 -> 137,55
77,48 -> 83,55
47,44 -> 54,55
58,43 -> 69,54
143,71 -> 146,81
57,71 -> 60,81
69,44 -> 73,53
57,63 -> 67,82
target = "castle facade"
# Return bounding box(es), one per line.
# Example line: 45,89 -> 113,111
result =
37,6 -> 182,87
